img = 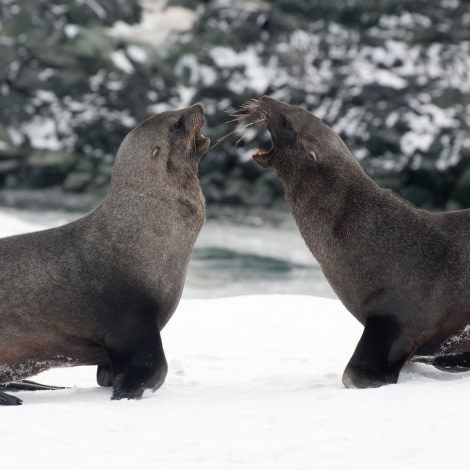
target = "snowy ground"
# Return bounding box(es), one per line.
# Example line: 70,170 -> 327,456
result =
2,211 -> 470,469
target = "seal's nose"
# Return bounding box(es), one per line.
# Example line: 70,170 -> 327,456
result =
260,95 -> 276,104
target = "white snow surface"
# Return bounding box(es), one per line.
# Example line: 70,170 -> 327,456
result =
2,210 -> 470,468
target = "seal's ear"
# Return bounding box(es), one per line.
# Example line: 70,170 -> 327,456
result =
309,150 -> 318,162
151,146 -> 160,159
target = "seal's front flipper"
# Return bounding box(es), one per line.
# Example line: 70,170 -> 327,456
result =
0,380 -> 66,391
342,315 -> 415,388
106,329 -> 168,400
0,391 -> 22,405
412,352 -> 470,373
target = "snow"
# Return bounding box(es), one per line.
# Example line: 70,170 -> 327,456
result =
111,50 -> 135,74
175,54 -> 218,87
398,97 -> 460,157
127,45 -> 147,64
2,210 -> 470,468
400,130 -> 434,155
64,24 -> 79,39
108,0 -> 196,46
210,46 -> 273,94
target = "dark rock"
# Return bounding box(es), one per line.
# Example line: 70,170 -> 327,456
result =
399,185 -> 436,210
2,0 -> 470,210
450,168 -> 470,207
28,44 -> 82,70
65,0 -> 141,26
366,128 -> 402,156
63,171 -> 92,192
23,150 -> 78,189
0,124 -> 13,148
0,160 -> 21,188
63,28 -> 115,62
0,45 -> 17,81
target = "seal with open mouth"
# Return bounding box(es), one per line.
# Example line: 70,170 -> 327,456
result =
0,104 -> 209,404
245,95 -> 470,388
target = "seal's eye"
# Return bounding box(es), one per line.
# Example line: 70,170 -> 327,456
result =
281,117 -> 292,131
173,120 -> 184,131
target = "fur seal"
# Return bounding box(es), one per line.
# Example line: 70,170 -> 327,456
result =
0,104 -> 210,405
247,95 -> 470,388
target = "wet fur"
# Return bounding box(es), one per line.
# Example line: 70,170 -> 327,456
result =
0,104 -> 209,404
249,96 -> 470,388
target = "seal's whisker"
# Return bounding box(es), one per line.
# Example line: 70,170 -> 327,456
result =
233,119 -> 264,146
235,129 -> 253,147
225,100 -> 260,122
238,98 -> 260,110
210,118 -> 263,150
210,130 -> 239,149
226,113 -> 256,123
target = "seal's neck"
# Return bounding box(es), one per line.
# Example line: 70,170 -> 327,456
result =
94,169 -> 205,246
279,153 -> 380,264
107,164 -> 203,213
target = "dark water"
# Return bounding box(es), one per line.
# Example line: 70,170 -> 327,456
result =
184,211 -> 334,299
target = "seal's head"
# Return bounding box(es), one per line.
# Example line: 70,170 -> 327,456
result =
111,104 -> 210,190
249,96 -> 349,176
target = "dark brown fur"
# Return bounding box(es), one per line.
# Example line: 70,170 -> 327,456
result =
0,104 -> 210,404
249,96 -> 470,387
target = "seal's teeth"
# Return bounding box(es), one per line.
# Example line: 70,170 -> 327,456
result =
200,134 -> 205,139
254,148 -> 261,155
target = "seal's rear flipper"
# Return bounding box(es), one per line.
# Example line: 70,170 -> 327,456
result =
412,353 -> 470,373
0,391 -> 22,405
0,380 -> 66,391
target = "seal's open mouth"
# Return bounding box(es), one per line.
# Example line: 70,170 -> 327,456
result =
253,147 -> 273,158
197,133 -> 209,145
252,146 -> 273,167
194,123 -> 211,153
251,104 -> 274,165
